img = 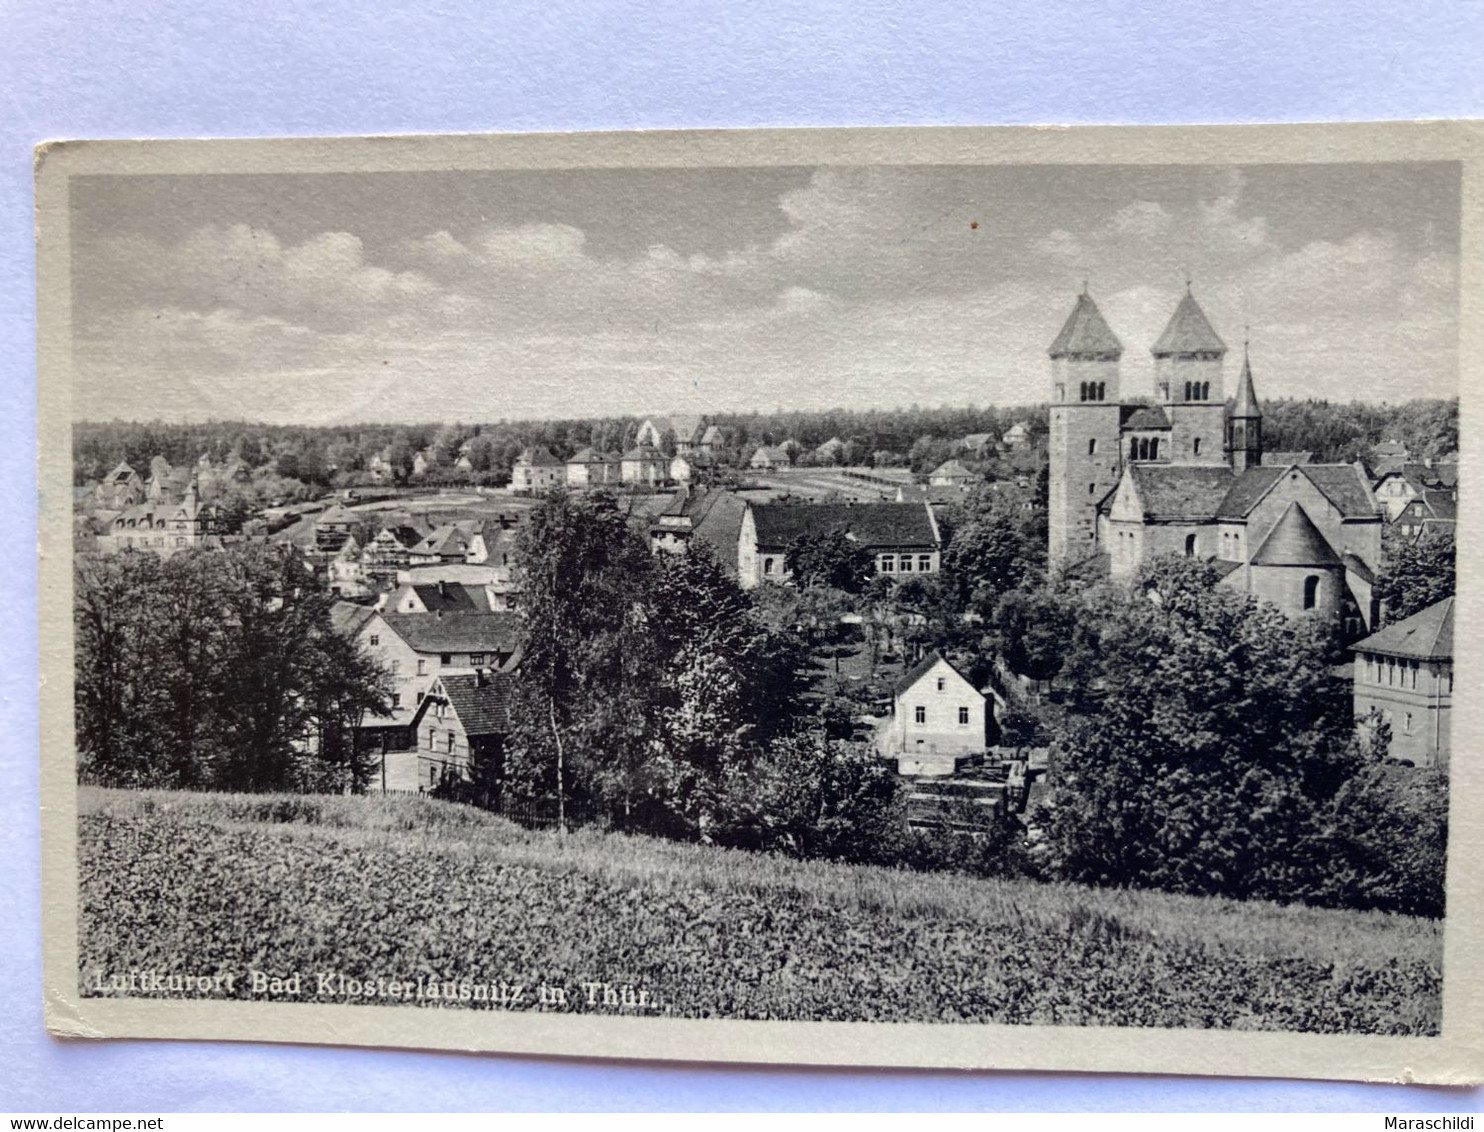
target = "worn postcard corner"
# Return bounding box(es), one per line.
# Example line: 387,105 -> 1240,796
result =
35,120 -> 1484,1082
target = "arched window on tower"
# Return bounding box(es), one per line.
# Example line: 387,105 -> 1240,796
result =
1130,438 -> 1139,461
1087,438 -> 1097,456
1183,381 -> 1192,401
1193,437 -> 1202,457
1202,382 -> 1210,400
1303,575 -> 1320,611
1149,438 -> 1159,460
1079,381 -> 1087,402
1096,382 -> 1106,401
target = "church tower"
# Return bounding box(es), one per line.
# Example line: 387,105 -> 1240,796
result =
1153,287 -> 1227,464
1047,288 -> 1124,570
1227,338 -> 1264,472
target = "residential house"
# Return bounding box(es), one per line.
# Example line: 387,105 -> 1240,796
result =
383,578 -> 491,615
649,486 -> 748,561
408,523 -> 474,565
748,445 -> 791,471
360,525 -> 424,589
1001,421 -> 1033,449
1394,488 -> 1458,541
958,432 -> 996,457
1374,464 -> 1442,521
327,535 -> 368,597
564,447 -> 622,489
1351,597 -> 1453,769
670,451 -> 716,485
878,651 -> 992,776
94,461 -> 144,510
928,459 -> 975,487
636,414 -> 706,454
96,479 -> 221,556
698,424 -> 726,453
352,609 -> 524,755
393,671 -> 514,793
736,501 -> 941,588
511,446 -> 564,493
620,444 -> 668,487
315,503 -> 359,552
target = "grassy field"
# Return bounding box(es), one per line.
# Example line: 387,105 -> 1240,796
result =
77,787 -> 1442,1033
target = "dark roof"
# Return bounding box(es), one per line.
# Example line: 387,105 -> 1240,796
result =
749,502 -> 938,550
379,612 -> 524,654
413,525 -> 472,557
1433,462 -> 1458,488
1215,466 -> 1286,519
408,582 -> 485,613
1351,597 -> 1453,660
1127,465 -> 1237,521
1152,291 -> 1227,356
1300,464 -> 1378,519
1232,349 -> 1262,417
519,446 -> 563,467
690,491 -> 749,572
1121,405 -> 1171,431
1422,489 -> 1458,521
930,459 -> 973,479
1249,502 -> 1342,567
417,672 -> 514,736
1048,292 -> 1123,359
1209,559 -> 1242,580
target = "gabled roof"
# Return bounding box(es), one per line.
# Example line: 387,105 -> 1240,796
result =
1299,464 -> 1379,519
621,444 -> 665,461
700,424 -> 725,444
1215,465 -> 1287,520
318,503 -> 357,526
1048,292 -> 1123,359
1250,502 -> 1342,567
330,600 -> 378,638
1351,597 -> 1453,660
518,446 -> 563,467
1125,465 -> 1237,521
930,459 -> 973,479
106,461 -> 138,483
415,672 -> 514,737
567,446 -> 618,464
1121,405 -> 1171,431
378,611 -> 524,654
668,414 -> 705,443
411,524 -> 472,557
404,581 -> 486,613
749,502 -> 939,550
891,650 -> 979,698
1342,552 -> 1376,585
1421,489 -> 1458,521
1152,291 -> 1226,356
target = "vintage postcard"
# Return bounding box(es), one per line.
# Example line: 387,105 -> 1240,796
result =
35,122 -> 1484,1082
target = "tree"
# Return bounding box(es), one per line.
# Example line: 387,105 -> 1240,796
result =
1044,556 -> 1358,902
784,530 -> 874,594
941,485 -> 1045,611
1376,525 -> 1455,624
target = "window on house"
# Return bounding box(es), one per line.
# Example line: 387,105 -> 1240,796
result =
913,706 -> 926,725
1404,713 -> 1413,733
416,659 -> 426,675
471,653 -> 485,666
1303,575 -> 1320,610
1088,483 -> 1096,496
958,707 -> 970,725
440,653 -> 452,666
429,765 -> 437,786
919,555 -> 932,572
427,727 -> 435,748
369,634 -> 379,647
1088,438 -> 1097,456
763,557 -> 775,575
880,555 -> 894,573
936,677 -> 945,692
1184,533 -> 1196,557
1193,438 -> 1202,457
447,732 -> 456,753
899,556 -> 914,573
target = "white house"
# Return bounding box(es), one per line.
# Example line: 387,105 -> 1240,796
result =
879,651 -> 991,776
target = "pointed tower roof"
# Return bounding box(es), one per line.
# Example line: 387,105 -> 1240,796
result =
1152,290 -> 1227,357
1232,341 -> 1262,418
1250,502 -> 1342,567
1048,291 -> 1123,359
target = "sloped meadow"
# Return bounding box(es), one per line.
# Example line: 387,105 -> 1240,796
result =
76,788 -> 1442,1033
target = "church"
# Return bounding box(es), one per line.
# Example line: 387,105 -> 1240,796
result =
1047,287 -> 1383,637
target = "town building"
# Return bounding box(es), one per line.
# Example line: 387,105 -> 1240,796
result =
636,414 -> 706,454
649,486 -> 749,561
736,501 -> 941,588
1351,597 -> 1453,768
620,444 -> 668,487
408,523 -> 475,565
96,478 -> 223,556
878,651 -> 992,776
748,445 -> 791,471
928,459 -> 975,487
670,451 -> 716,485
393,671 -> 514,793
1393,488 -> 1458,541
511,446 -> 564,493
564,447 -> 622,490
94,461 -> 144,510
1047,286 -> 1384,634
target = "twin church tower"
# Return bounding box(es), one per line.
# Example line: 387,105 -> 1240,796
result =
1047,286 -> 1265,568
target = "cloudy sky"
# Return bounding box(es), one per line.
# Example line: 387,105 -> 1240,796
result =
69,161 -> 1460,424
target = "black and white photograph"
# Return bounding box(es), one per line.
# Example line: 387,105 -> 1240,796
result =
34,123 -> 1484,1082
